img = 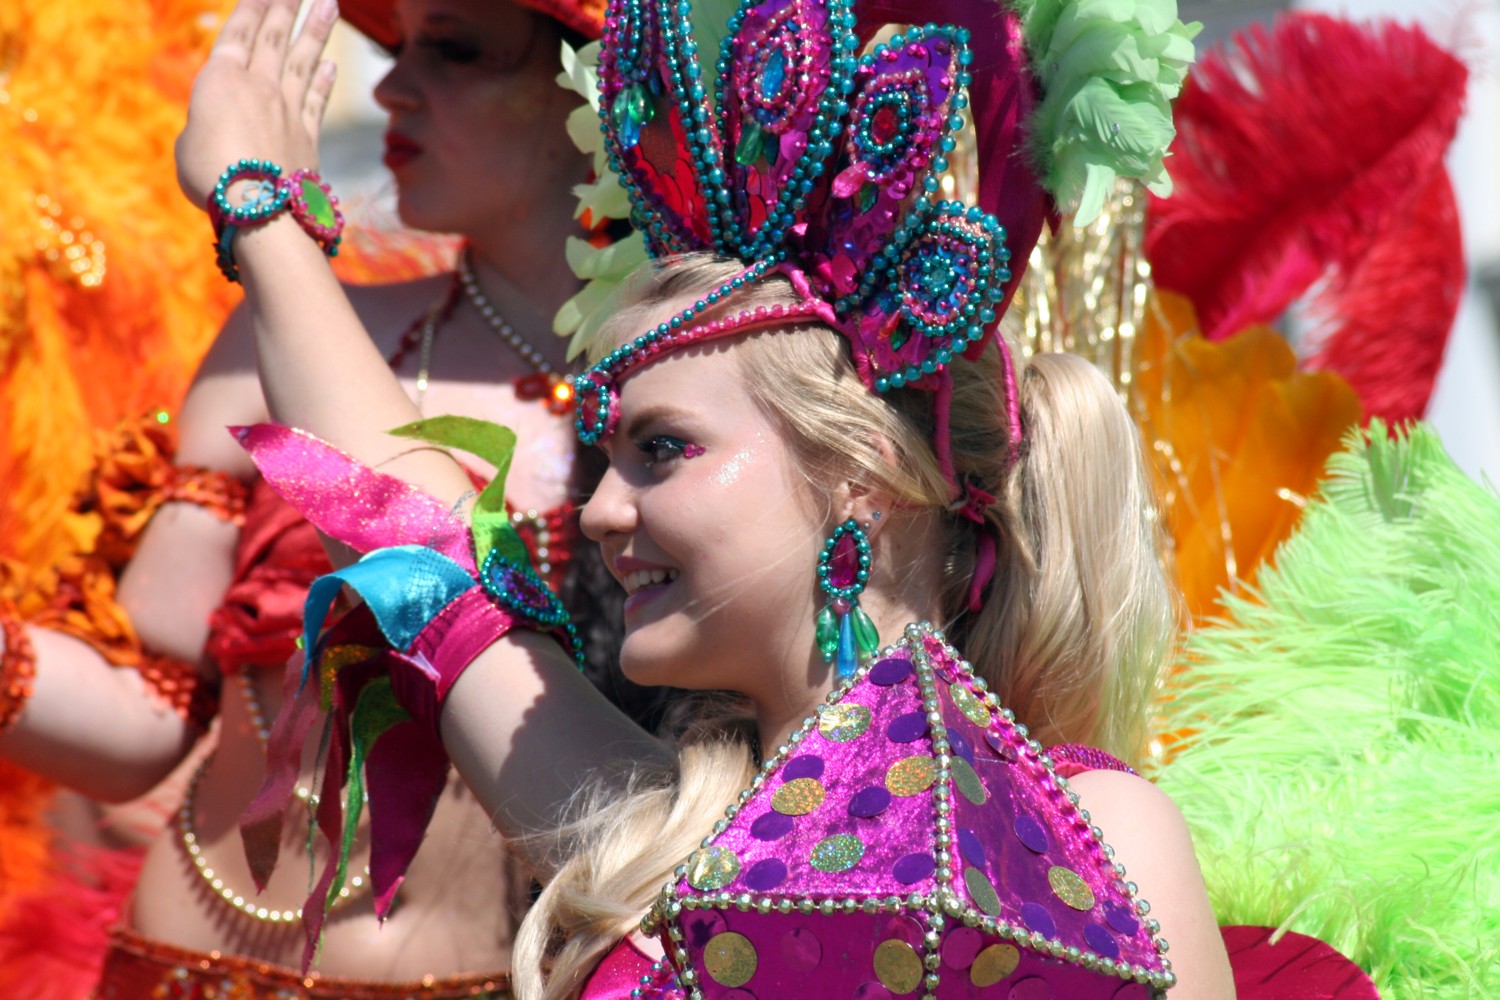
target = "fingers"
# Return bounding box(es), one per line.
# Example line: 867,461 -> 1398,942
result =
285,0 -> 341,110
302,61 -> 339,143
246,0 -> 301,81
208,0 -> 272,66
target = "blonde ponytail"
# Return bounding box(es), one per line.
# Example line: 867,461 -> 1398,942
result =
946,352 -> 1177,764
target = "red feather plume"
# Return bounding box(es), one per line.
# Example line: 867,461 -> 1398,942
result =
1145,13 -> 1468,423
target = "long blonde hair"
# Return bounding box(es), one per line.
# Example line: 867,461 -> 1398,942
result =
512,255 -> 1176,998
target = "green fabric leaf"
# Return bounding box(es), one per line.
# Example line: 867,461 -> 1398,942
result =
387,416 -> 523,571
565,232 -> 649,282
572,172 -> 633,221
335,678 -> 410,910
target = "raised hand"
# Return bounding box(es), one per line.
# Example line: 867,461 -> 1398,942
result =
176,0 -> 341,209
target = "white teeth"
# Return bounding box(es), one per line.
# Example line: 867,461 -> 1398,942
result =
622,568 -> 679,595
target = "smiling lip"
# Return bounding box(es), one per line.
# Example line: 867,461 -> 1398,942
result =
613,558 -> 680,616
382,131 -> 422,171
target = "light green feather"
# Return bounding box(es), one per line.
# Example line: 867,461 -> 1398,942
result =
1012,0 -> 1199,225
1151,422 -> 1500,997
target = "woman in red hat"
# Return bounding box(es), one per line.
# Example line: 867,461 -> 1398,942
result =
0,0 -> 628,996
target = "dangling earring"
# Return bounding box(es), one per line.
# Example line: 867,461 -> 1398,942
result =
815,519 -> 879,680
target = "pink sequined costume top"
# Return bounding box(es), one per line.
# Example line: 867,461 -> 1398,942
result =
586,622 -> 1172,1000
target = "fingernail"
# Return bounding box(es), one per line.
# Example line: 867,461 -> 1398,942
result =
318,0 -> 339,24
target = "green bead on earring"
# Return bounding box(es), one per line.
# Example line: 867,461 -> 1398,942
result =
815,519 -> 879,679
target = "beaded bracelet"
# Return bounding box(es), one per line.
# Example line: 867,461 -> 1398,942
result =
0,610 -> 38,734
207,159 -> 344,283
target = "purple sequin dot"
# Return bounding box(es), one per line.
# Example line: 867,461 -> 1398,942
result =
853,985 -> 893,1000
958,828 -> 986,867
1084,923 -> 1121,961
1113,984 -> 1150,1000
721,991 -> 758,1000
985,730 -> 1018,762
684,911 -> 728,948
1104,902 -> 1140,935
848,785 -> 892,818
781,927 -> 822,972
1013,814 -> 1049,854
743,858 -> 789,891
886,711 -> 928,743
1008,976 -> 1053,1000
891,852 -> 936,885
783,754 -> 826,781
948,728 -> 975,765
751,811 -> 794,841
1020,902 -> 1057,938
941,926 -> 983,970
869,657 -> 913,685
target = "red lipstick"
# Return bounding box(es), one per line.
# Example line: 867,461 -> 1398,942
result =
382,130 -> 423,171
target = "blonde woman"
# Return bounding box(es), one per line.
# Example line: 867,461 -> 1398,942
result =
171,0 -> 1236,997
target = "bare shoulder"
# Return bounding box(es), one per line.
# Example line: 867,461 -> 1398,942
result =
1068,768 -> 1189,833
1069,769 -> 1237,999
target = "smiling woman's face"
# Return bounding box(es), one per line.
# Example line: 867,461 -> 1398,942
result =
579,320 -> 833,699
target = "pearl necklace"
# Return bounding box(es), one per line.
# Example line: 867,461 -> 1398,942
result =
176,674 -> 369,924
456,250 -> 555,375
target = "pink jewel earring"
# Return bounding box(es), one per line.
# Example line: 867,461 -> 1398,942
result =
815,519 -> 879,679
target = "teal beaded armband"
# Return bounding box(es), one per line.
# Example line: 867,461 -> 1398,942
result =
207,159 -> 345,283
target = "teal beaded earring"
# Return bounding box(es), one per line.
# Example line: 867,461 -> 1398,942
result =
815,519 -> 879,679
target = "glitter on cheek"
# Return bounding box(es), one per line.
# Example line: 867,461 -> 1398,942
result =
714,446 -> 755,485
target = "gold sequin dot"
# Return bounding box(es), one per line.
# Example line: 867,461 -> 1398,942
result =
964,866 -> 1002,916
949,681 -> 992,728
686,846 -> 742,891
819,703 -> 872,742
970,943 -> 1021,987
702,931 -> 758,987
772,777 -> 827,816
951,756 -> 987,805
873,939 -> 924,994
886,755 -> 939,796
1048,865 -> 1096,911
810,833 -> 865,873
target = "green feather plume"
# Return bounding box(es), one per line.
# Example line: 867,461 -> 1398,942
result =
1011,0 -> 1200,226
1151,422 -> 1500,997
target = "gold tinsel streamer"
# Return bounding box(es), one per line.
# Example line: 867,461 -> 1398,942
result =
1009,179 -> 1151,392
1003,181 -> 1362,625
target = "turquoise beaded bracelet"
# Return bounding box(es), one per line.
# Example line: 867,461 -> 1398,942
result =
207,159 -> 345,283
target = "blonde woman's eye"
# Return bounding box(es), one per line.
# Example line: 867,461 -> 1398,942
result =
636,435 -> 701,465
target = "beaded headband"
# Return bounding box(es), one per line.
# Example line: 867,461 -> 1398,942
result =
571,0 -> 1195,493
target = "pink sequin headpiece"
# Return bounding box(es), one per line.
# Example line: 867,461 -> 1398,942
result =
642,623 -> 1174,997
572,0 -> 1049,485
